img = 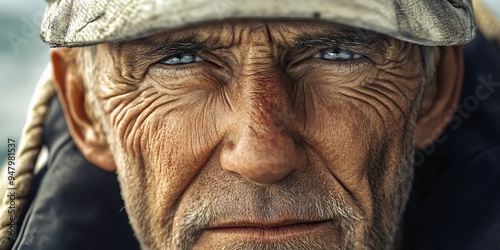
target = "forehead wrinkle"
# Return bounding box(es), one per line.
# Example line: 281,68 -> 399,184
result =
144,22 -> 253,53
127,21 -> 307,57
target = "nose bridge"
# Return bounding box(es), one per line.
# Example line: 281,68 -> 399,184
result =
219,26 -> 305,185
239,66 -> 290,135
236,24 -> 290,130
235,50 -> 293,158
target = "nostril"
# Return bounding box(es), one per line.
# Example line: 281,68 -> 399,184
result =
224,169 -> 241,178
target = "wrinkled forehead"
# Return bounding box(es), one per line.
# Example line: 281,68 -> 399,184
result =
106,20 -> 393,55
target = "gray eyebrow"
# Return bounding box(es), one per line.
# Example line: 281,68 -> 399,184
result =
293,28 -> 388,54
142,40 -> 206,60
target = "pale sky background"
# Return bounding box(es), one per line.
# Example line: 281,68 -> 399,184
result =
0,0 -> 499,163
0,0 -> 49,163
483,0 -> 500,16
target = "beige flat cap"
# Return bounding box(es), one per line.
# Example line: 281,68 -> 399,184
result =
41,0 -> 475,47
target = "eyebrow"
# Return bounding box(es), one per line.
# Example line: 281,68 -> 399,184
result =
293,28 -> 387,53
134,34 -> 208,61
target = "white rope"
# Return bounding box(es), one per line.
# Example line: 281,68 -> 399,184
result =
0,64 -> 55,249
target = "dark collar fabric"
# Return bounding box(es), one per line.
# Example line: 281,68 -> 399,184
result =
13,32 -> 500,250
13,96 -> 140,249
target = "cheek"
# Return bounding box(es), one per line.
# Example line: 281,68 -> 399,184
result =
141,100 -> 221,208
99,73 -> 227,237
302,92 -> 378,216
299,64 -> 422,216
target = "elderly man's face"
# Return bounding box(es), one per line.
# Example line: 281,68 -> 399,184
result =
86,20 -> 425,249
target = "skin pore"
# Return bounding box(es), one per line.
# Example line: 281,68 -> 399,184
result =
51,20 -> 463,249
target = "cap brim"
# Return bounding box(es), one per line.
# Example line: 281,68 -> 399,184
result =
40,0 -> 475,47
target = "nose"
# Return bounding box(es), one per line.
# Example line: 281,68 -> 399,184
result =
220,123 -> 306,185
219,40 -> 306,184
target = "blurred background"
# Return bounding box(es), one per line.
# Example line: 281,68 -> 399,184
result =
484,0 -> 500,16
0,0 -> 48,163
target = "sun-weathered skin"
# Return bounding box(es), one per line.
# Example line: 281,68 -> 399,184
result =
82,21 -> 427,249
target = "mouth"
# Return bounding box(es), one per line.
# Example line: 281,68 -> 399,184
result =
206,220 -> 333,240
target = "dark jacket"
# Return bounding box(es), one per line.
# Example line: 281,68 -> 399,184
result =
13,32 -> 500,250
402,32 -> 500,249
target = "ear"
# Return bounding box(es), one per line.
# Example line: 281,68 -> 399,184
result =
50,48 -> 116,171
415,46 -> 464,149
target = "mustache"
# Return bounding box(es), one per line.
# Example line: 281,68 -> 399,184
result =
169,183 -> 363,249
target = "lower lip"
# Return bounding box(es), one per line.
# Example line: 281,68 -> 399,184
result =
207,221 -> 332,240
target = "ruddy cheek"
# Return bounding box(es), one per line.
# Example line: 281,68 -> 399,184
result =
301,102 -> 375,218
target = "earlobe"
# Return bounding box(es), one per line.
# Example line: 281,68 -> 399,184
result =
415,46 -> 464,149
50,48 -> 117,172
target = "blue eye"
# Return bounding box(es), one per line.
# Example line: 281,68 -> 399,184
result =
159,53 -> 202,65
313,48 -> 363,61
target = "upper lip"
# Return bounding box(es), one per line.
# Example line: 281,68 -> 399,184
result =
207,219 -> 330,229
